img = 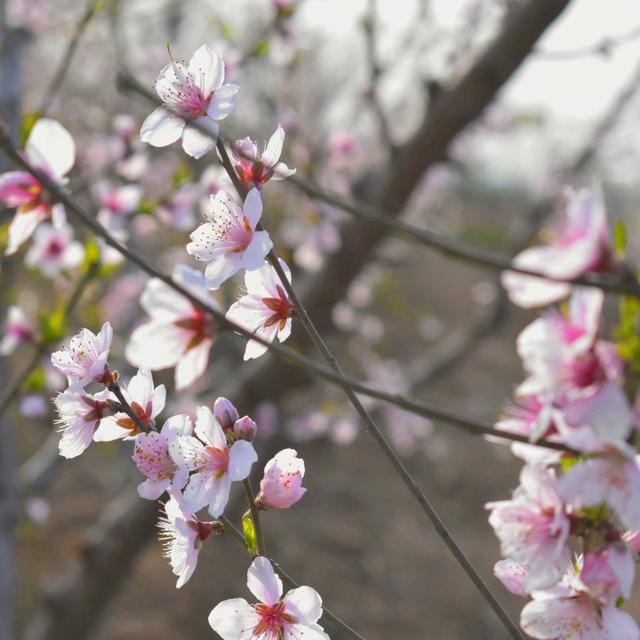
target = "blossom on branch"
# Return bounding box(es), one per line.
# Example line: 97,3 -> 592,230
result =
158,492 -> 221,588
502,186 -> 613,308
126,265 -> 216,390
24,222 -> 84,278
187,188 -> 272,290
226,259 -> 294,360
229,125 -> 296,189
0,305 -> 35,355
209,556 -> 329,640
54,388 -> 114,459
169,406 -> 257,517
94,368 -> 166,441
0,118 -> 75,255
140,44 -> 239,159
256,448 -> 306,510
133,413 -> 192,500
51,322 -> 113,390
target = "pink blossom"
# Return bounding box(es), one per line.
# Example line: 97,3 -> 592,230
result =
494,559 -> 528,598
0,305 -> 35,355
24,223 -> 84,278
158,492 -> 221,588
502,186 -> 613,308
140,45 -> 238,159
95,181 -> 142,226
559,452 -> 640,531
234,416 -> 257,442
214,396 -> 239,430
94,368 -> 166,441
226,258 -> 293,360
51,322 -> 113,389
230,125 -> 296,189
169,406 -> 257,517
486,464 -> 570,592
209,556 -> 329,640
126,265 -> 216,390
20,394 -> 48,418
132,414 -> 192,500
516,288 -> 608,396
521,561 -> 639,639
187,189 -> 272,289
257,448 -> 306,510
581,545 -> 635,602
53,388 -> 114,458
0,118 -> 75,255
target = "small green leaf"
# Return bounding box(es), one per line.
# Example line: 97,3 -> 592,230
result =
251,40 -> 270,58
82,238 -> 101,272
38,307 -> 67,345
616,596 -> 625,608
614,220 -> 627,258
559,455 -> 580,474
24,368 -> 46,392
138,198 -> 157,215
242,510 -> 258,556
172,164 -> 193,187
21,111 -> 41,146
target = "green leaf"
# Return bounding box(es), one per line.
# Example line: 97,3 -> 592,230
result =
251,39 -> 270,58
559,455 -> 580,474
138,198 -> 157,215
38,307 -> 67,345
242,510 -> 258,556
24,368 -> 46,392
82,237 -> 101,272
172,164 -> 193,187
614,220 -> 627,258
21,111 -> 41,146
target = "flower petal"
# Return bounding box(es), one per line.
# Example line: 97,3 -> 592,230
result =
140,107 -> 184,147
247,556 -> 283,606
207,83 -> 239,120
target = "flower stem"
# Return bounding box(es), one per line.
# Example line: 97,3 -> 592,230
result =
242,478 -> 266,556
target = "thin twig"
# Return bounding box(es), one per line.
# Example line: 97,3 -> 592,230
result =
535,24 -> 640,60
40,0 -> 102,116
220,515 -> 368,640
0,126 -> 574,456
362,0 -> 395,153
107,381 -> 152,434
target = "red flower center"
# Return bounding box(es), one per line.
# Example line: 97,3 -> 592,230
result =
253,601 -> 296,639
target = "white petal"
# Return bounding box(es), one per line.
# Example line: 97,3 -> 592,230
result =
208,598 -> 257,640
207,472 -> 232,518
285,623 -> 330,640
137,478 -> 169,500
187,45 -> 225,93
260,125 -> 285,168
26,119 -> 75,178
5,209 -> 47,255
243,188 -> 263,229
195,405 -> 226,448
247,556 -> 282,606
182,471 -> 212,513
174,337 -> 212,390
204,252 -> 242,289
140,278 -> 193,321
181,119 -> 218,159
227,440 -> 257,481
242,231 -> 272,270
207,83 -> 239,121
125,322 -> 187,370
140,107 -> 184,147
284,586 -> 323,625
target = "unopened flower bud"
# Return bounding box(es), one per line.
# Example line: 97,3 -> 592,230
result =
234,416 -> 257,442
214,396 -> 239,430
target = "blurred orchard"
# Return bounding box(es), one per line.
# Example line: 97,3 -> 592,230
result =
2,1 -> 640,639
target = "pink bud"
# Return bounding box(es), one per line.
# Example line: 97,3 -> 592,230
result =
234,416 -> 257,442
257,449 -> 306,510
214,397 -> 239,430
